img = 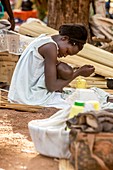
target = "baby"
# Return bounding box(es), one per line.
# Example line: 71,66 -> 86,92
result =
56,61 -> 74,92
57,61 -> 73,80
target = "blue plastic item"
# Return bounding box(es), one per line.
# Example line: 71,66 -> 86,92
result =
0,1 -> 4,18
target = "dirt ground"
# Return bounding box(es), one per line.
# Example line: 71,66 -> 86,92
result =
2,89 -> 113,170
0,106 -> 59,170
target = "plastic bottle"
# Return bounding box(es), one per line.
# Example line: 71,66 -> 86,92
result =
76,77 -> 87,89
69,101 -> 85,119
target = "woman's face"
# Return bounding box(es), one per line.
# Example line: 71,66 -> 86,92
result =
57,36 -> 84,58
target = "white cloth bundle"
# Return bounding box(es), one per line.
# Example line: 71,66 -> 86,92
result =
0,19 -> 11,30
28,107 -> 71,158
28,88 -> 113,158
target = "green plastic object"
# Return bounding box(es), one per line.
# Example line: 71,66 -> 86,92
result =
74,101 -> 85,107
0,2 -> 4,19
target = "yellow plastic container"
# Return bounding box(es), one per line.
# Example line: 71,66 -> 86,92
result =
76,77 -> 87,89
69,101 -> 85,119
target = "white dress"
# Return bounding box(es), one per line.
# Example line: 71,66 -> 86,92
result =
8,34 -> 70,109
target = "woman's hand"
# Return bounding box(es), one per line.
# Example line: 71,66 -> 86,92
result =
1,0 -> 15,30
8,17 -> 15,30
78,65 -> 95,77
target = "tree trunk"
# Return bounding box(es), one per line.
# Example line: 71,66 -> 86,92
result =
47,0 -> 90,30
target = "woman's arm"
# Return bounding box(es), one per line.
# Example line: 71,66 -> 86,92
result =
39,43 -> 95,92
1,0 -> 15,30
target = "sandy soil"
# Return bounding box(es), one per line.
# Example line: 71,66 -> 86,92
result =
0,106 -> 59,170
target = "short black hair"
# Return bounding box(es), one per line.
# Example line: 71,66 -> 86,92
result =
59,23 -> 88,46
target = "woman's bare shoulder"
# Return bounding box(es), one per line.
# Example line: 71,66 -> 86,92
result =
39,42 -> 58,58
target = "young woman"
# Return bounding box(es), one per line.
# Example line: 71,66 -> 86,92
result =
8,24 -> 95,108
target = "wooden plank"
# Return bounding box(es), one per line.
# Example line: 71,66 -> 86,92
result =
0,52 -> 19,84
104,89 -> 113,95
69,76 -> 107,89
92,36 -> 111,43
0,53 -> 19,62
60,55 -> 113,77
19,22 -> 58,37
78,43 -> 113,68
0,61 -> 17,84
85,76 -> 105,81
0,89 -> 44,112
86,84 -> 107,89
71,79 -> 106,85
69,82 -> 107,89
87,81 -> 106,85
59,159 -> 74,170
0,52 -> 9,56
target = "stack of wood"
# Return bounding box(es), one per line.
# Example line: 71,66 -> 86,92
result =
90,15 -> 113,52
0,52 -> 19,85
92,36 -> 113,52
60,43 -> 113,77
69,76 -> 107,89
59,43 -> 113,94
19,21 -> 58,37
